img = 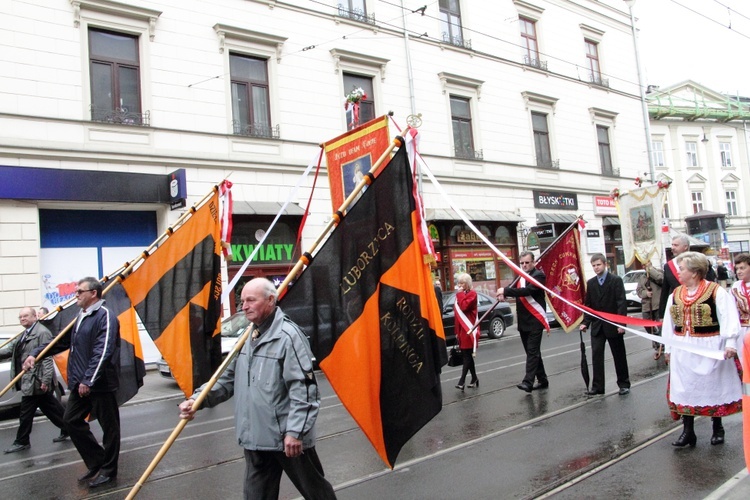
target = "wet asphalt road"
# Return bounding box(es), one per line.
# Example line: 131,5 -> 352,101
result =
0,318 -> 745,499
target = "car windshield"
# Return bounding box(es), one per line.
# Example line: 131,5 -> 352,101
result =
622,272 -> 644,284
221,313 -> 249,338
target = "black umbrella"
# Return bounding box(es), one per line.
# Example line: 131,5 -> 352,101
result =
579,330 -> 590,392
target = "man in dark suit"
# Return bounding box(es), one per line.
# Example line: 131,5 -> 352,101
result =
658,235 -> 689,319
579,254 -> 630,396
497,252 -> 549,393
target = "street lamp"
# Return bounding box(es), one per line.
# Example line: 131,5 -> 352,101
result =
624,0 -> 656,184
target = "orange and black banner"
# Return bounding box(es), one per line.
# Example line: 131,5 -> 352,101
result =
281,146 -> 446,468
41,281 -> 145,406
122,192 -> 223,397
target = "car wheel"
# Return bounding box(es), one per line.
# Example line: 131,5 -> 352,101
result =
488,316 -> 506,339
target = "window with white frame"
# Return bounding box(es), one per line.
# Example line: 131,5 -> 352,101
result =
343,73 -> 375,129
440,72 -> 483,160
720,142 -> 732,167
651,140 -> 665,167
451,95 -> 478,159
531,112 -> 552,168
589,107 -> 617,176
520,18 -> 541,68
331,49 -> 388,130
691,191 -> 704,213
522,92 -> 557,169
726,190 -> 738,216
597,125 -> 614,175
685,141 -> 698,167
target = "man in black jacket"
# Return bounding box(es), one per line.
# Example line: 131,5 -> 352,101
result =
580,254 -> 630,396
24,277 -> 120,488
658,235 -> 689,319
497,252 -> 549,393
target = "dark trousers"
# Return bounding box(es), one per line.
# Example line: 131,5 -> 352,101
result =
243,447 -> 336,500
457,349 -> 477,386
65,390 -> 120,477
520,329 -> 547,385
14,392 -> 67,445
591,332 -> 630,393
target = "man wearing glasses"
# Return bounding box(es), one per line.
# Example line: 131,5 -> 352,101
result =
497,252 -> 550,393
24,277 -> 121,488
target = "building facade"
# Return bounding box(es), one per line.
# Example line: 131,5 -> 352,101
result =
1,0 -> 649,339
647,81 -> 750,265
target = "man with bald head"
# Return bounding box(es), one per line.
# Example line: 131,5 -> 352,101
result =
658,235 -> 715,318
179,278 -> 336,500
0,307 -> 68,454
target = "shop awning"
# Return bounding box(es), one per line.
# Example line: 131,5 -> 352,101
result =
536,213 -> 577,224
232,201 -> 305,216
425,208 -> 524,223
603,216 -> 620,226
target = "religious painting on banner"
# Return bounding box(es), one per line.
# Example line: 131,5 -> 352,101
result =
536,226 -> 586,332
323,115 -> 390,212
616,185 -> 669,267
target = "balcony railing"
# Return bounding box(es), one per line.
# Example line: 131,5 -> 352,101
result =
537,158 -> 560,169
337,5 -> 376,25
442,32 -> 472,50
589,73 -> 610,88
523,55 -> 548,71
232,121 -> 280,139
455,146 -> 483,160
90,106 -> 150,126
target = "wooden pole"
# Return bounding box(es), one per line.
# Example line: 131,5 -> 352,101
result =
126,136 -> 407,498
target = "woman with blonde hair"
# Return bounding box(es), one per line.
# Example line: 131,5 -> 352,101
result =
454,273 -> 479,391
662,252 -> 742,447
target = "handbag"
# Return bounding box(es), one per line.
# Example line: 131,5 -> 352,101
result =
447,346 -> 462,367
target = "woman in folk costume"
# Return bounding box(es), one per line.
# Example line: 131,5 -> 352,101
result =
662,252 -> 743,447
454,273 -> 479,391
729,253 -> 750,467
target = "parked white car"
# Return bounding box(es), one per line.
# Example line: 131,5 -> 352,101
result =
622,270 -> 646,309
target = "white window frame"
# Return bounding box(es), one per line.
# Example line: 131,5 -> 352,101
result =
726,190 -> 738,216
691,191 -> 704,213
719,142 -> 733,168
685,141 -> 698,167
72,0 -> 161,124
214,24 -> 286,137
651,139 -> 665,168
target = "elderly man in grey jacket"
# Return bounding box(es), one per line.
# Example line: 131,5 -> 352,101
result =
179,278 -> 336,500
0,307 -> 68,453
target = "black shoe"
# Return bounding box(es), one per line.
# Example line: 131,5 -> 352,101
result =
533,381 -> 549,390
711,429 -> 725,445
52,432 -> 69,443
672,431 -> 697,447
3,443 -> 30,454
78,467 -> 101,482
517,382 -> 533,393
454,384 -> 464,391
467,380 -> 479,388
586,390 -> 604,396
89,475 -> 115,488
618,388 -> 630,396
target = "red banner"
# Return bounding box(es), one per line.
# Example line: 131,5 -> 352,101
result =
536,226 -> 585,332
323,115 -> 390,212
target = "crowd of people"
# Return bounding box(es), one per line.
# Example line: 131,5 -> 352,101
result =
3,241 -> 749,497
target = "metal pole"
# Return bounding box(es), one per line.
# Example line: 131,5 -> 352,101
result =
626,1 -> 656,183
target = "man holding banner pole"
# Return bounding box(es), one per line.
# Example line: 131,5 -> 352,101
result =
497,251 -> 550,393
178,278 -> 336,500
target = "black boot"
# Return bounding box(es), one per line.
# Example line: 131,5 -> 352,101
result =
711,417 -> 725,445
672,416 -> 697,447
